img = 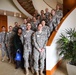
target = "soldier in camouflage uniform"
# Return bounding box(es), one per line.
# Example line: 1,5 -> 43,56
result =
45,8 -> 50,19
33,23 -> 47,75
40,10 -> 46,21
20,19 -> 27,34
6,26 -> 15,63
23,23 -> 34,75
41,20 -> 50,40
56,4 -> 63,24
51,9 -> 58,31
12,22 -> 20,34
0,26 -> 8,61
45,8 -> 50,24
31,17 -> 39,32
48,14 -> 53,34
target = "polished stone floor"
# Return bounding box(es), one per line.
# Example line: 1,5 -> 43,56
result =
0,50 -> 33,75
0,50 -> 68,75
53,60 -> 68,75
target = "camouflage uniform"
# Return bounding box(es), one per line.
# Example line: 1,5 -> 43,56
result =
33,31 -> 47,71
56,10 -> 63,24
6,31 -> 15,60
45,12 -> 50,24
45,12 -> 50,19
42,26 -> 50,39
52,15 -> 58,30
20,23 -> 26,34
0,32 -> 8,58
23,30 -> 34,69
48,20 -> 54,33
12,26 -> 19,34
31,21 -> 39,31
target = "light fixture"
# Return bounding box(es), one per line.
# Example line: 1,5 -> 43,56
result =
4,11 -> 6,15
14,12 -> 16,17
19,13 -> 22,17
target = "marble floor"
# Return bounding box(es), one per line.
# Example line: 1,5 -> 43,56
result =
53,60 -> 68,75
0,59 -> 68,75
0,50 -> 33,75
0,50 -> 68,75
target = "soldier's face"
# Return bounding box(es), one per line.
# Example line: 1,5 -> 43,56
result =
38,24 -> 42,31
2,27 -> 6,31
24,19 -> 27,24
15,22 -> 19,27
33,17 -> 36,22
49,16 -> 52,20
27,24 -> 31,30
41,10 -> 44,14
51,10 -> 55,16
56,5 -> 60,10
41,21 -> 45,26
9,27 -> 12,31
45,8 -> 48,12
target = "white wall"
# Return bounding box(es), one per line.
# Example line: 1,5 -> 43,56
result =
44,0 -> 57,9
46,8 -> 76,70
0,0 -> 20,13
7,16 -> 23,30
43,0 -> 63,9
0,0 -> 24,31
32,0 -> 52,14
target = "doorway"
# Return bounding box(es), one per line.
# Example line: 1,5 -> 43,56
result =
0,15 -> 7,32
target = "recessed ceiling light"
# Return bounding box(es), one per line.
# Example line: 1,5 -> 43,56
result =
4,11 -> 6,15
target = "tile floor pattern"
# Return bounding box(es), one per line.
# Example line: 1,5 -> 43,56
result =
0,50 -> 68,75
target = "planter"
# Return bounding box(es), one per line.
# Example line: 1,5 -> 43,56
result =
66,62 -> 76,75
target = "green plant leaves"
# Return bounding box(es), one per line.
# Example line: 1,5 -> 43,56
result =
57,28 -> 76,65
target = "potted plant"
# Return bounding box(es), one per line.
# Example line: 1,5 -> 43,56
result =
57,28 -> 76,75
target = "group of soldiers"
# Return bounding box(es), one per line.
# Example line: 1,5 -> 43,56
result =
0,4 -> 63,75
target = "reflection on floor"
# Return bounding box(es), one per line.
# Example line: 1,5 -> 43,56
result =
0,50 -> 33,75
53,60 -> 68,75
0,50 -> 68,75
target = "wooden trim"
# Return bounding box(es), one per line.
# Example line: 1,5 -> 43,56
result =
46,60 -> 62,75
47,6 -> 76,46
43,0 -> 53,9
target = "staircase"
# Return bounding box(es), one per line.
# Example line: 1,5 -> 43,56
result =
17,0 -> 35,16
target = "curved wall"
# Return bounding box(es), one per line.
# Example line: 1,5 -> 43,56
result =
0,0 -> 20,12
32,0 -> 52,14
43,0 -> 57,9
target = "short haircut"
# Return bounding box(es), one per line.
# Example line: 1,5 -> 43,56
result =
40,19 -> 46,24
37,23 -> 42,27
1,26 -> 5,28
9,26 -> 12,28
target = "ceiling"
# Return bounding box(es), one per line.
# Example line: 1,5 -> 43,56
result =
0,9 -> 26,18
17,0 -> 35,16
57,0 -> 63,4
0,0 -> 63,18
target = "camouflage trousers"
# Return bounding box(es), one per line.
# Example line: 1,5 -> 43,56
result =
23,50 -> 33,69
33,47 -> 45,71
1,43 -> 8,58
7,45 -> 12,60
